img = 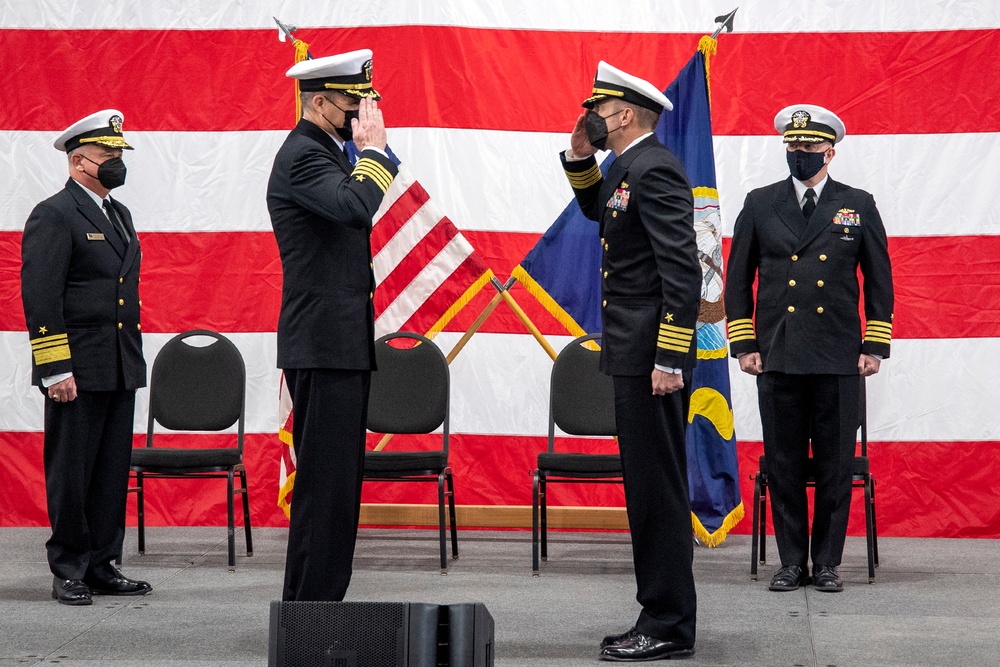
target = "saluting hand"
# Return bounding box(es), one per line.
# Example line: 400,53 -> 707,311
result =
568,113 -> 598,160
352,97 -> 387,152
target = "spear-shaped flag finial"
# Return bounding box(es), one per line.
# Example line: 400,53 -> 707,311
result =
711,7 -> 738,39
273,17 -> 298,43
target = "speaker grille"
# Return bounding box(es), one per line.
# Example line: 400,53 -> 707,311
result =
278,601 -> 406,667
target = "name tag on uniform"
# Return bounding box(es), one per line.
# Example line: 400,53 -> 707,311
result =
607,188 -> 630,212
86,233 -> 106,241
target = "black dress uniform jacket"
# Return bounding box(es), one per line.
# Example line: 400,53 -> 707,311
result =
725,177 -> 894,373
267,119 -> 399,370
21,179 -> 145,390
561,135 -> 702,374
561,134 -> 701,645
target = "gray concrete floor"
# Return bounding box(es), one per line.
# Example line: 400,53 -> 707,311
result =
0,526 -> 997,666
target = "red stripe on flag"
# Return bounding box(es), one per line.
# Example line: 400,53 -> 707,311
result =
3,230 -> 1000,338
3,430 -> 998,538
1,28 -> 998,134
374,219 -> 455,315
371,181 -> 431,255
399,254 -> 491,334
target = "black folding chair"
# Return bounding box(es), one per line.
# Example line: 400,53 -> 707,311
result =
363,332 -> 457,573
532,333 -> 620,575
750,376 -> 878,582
128,330 -> 251,569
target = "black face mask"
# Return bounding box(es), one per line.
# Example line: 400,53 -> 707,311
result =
584,109 -> 623,151
786,149 -> 827,181
322,98 -> 359,142
82,155 -> 127,189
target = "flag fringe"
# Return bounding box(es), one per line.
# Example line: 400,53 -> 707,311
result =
292,39 -> 311,122
511,265 -> 587,338
423,269 -> 496,339
691,500 -> 744,547
278,427 -> 293,446
697,36 -> 717,107
277,470 -> 296,519
697,348 -> 728,360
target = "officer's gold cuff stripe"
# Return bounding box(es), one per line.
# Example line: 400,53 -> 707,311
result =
867,322 -> 893,331
658,334 -> 692,346
31,333 -> 68,347
865,334 -> 892,344
657,342 -> 689,353
353,167 -> 391,193
352,160 -> 392,193
566,165 -> 602,189
659,323 -> 694,335
33,345 -> 71,365
32,339 -> 72,352
727,324 -> 754,334
729,333 -> 757,343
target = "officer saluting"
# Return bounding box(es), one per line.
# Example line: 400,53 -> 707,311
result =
725,105 -> 894,592
21,110 -> 151,605
267,49 -> 397,602
562,62 -> 701,661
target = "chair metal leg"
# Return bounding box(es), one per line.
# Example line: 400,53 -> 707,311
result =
531,470 -> 541,575
871,477 -> 879,567
136,472 -> 145,556
227,469 -> 236,569
437,470 -> 448,574
540,476 -> 548,561
864,474 -> 876,583
750,473 -> 761,580
239,468 -> 253,557
446,469 -> 458,560
759,475 -> 768,566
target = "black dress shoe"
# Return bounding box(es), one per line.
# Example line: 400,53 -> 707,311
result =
52,578 -> 92,606
769,565 -> 809,591
83,565 -> 152,596
599,632 -> 694,662
601,627 -> 638,649
813,565 -> 844,592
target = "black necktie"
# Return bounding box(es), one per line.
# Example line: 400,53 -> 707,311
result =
802,187 -> 817,220
103,200 -> 130,243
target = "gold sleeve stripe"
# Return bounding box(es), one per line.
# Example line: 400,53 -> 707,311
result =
728,318 -> 753,324
657,341 -> 690,353
31,333 -> 68,347
352,158 -> 394,192
866,322 -> 893,332
729,333 -> 757,343
659,323 -> 695,335
33,345 -> 71,365
352,167 -> 391,193
727,324 -> 755,335
864,334 -> 892,344
32,339 -> 72,352
658,334 -> 693,346
566,165 -> 602,189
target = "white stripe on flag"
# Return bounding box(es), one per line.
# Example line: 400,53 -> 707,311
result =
374,235 -> 475,337
5,1 -> 997,32
4,129 -> 1000,237
373,199 -> 443,283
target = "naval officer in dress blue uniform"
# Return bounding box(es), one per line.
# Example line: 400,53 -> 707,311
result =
725,105 -> 894,592
21,110 -> 152,605
561,62 -> 702,662
267,49 -> 398,602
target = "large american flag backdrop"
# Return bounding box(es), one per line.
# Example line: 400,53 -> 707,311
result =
2,1 -> 998,538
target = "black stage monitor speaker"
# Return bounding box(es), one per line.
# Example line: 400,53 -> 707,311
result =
268,600 -> 494,667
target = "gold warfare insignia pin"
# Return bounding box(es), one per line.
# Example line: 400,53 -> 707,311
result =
792,110 -> 810,129
110,114 -> 123,134
364,59 -> 373,82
